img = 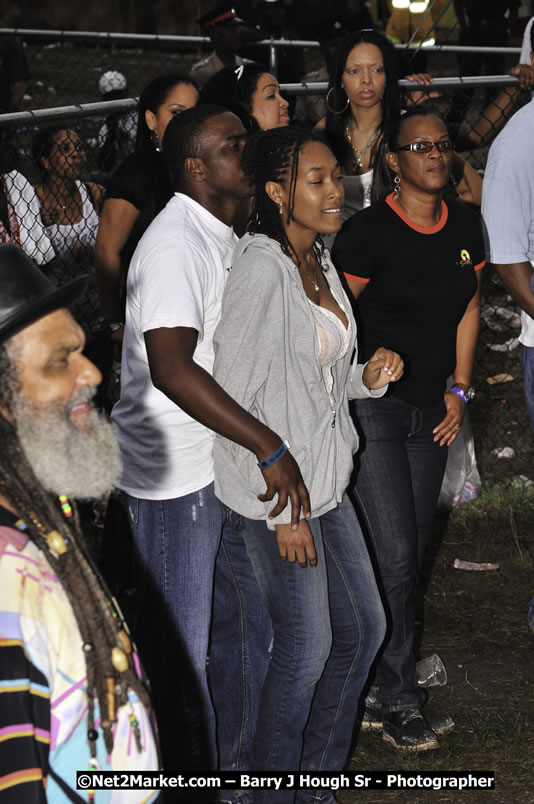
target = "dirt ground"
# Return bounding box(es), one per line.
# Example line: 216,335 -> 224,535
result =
334,487 -> 534,804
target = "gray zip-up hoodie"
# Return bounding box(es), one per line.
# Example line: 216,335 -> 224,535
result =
213,233 -> 386,526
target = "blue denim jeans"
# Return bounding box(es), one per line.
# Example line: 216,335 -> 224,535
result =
210,510 -> 272,775
237,494 -> 385,804
122,483 -> 270,776
520,344 -> 534,432
352,396 -> 448,714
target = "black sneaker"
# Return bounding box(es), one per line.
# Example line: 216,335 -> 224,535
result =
425,710 -> 455,737
383,707 -> 440,751
361,700 -> 454,737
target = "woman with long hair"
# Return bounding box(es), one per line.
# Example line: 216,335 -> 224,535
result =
199,62 -> 290,133
213,126 -> 403,799
33,126 -> 104,342
332,109 -> 485,752
95,73 -> 199,325
319,29 -> 481,220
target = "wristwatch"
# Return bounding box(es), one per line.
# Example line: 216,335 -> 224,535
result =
450,385 -> 475,404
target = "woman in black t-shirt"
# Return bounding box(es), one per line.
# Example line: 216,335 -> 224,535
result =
95,73 -> 199,327
332,109 -> 484,753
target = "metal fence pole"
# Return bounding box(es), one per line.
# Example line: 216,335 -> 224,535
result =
269,38 -> 278,77
0,27 -> 523,54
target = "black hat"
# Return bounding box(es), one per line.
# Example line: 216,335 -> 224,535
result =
0,244 -> 87,343
197,2 -> 242,29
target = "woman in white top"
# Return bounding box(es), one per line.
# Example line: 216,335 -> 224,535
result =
33,127 -> 104,338
213,126 -> 403,801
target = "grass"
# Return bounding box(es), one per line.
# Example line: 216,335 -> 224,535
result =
337,487 -> 534,804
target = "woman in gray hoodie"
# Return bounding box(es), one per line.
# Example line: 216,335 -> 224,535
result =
213,126 -> 403,802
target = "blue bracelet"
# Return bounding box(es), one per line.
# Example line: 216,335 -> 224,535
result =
450,386 -> 468,404
257,442 -> 288,471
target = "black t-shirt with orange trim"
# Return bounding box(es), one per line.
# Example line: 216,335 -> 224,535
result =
332,194 -> 485,407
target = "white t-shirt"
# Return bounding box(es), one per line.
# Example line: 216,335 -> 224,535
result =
112,192 -> 237,499
482,98 -> 534,346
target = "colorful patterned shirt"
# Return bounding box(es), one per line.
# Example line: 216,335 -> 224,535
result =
0,508 -> 160,803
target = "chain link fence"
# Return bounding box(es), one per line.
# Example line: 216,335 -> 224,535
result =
6,27 -> 524,108
1,31 -> 533,489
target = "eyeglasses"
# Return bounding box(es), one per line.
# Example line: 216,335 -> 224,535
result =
393,140 -> 454,154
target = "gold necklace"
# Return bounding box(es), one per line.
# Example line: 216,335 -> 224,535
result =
313,262 -> 320,292
308,259 -> 320,292
345,124 -> 378,170
296,255 -> 320,292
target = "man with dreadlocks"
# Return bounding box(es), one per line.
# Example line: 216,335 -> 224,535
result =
0,244 -> 159,801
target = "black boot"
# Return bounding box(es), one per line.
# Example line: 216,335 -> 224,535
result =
382,707 -> 440,751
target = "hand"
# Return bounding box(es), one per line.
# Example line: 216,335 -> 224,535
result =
404,73 -> 440,108
509,63 -> 534,90
257,452 -> 311,529
362,348 -> 404,390
275,519 -> 317,567
433,391 -> 465,446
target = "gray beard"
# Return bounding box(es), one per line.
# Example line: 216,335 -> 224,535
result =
13,387 -> 121,500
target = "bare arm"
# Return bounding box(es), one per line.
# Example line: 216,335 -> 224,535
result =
495,261 -> 534,319
451,152 -> 482,206
453,271 -> 482,389
95,198 -> 140,322
144,326 -> 310,526
461,87 -> 519,149
87,182 -> 105,215
434,271 -> 482,445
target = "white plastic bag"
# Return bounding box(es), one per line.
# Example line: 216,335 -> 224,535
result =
437,392 -> 481,511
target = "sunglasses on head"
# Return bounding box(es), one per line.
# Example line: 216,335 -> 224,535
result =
393,140 -> 454,154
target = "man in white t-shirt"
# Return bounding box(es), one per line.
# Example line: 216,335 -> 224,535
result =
111,104 -> 309,778
482,37 -> 534,430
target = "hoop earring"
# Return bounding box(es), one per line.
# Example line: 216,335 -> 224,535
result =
150,129 -> 161,153
326,87 -> 349,115
393,174 -> 401,201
